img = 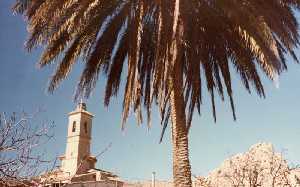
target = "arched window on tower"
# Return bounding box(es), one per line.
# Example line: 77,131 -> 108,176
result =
72,121 -> 76,132
84,122 -> 88,134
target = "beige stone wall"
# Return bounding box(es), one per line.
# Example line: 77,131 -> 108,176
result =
123,180 -> 204,187
65,181 -> 123,187
123,181 -> 172,187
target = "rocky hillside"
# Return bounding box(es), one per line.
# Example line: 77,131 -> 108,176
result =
199,143 -> 300,187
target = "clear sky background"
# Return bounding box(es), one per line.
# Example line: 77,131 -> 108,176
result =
1,0 -> 300,181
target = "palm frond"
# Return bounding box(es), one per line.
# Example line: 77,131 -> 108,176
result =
15,0 -> 300,140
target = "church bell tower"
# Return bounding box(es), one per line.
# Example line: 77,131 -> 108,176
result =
60,102 -> 97,176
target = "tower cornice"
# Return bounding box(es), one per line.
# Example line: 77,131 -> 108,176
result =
68,110 -> 94,117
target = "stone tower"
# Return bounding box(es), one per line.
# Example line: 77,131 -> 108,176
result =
60,102 -> 97,176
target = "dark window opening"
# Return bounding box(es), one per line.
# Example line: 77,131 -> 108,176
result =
72,121 -> 76,132
84,122 -> 88,134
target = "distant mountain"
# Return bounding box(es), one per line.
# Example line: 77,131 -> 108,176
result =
197,143 -> 300,187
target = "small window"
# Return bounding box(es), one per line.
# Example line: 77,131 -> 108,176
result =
84,122 -> 88,134
72,121 -> 76,132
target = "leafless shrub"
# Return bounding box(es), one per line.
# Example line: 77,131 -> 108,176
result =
0,110 -> 54,185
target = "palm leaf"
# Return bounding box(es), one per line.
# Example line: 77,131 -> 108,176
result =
14,0 -> 300,139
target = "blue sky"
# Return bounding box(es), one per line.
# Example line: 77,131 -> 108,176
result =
1,0 -> 300,181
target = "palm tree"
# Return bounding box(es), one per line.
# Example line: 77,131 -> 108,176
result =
14,0 -> 300,186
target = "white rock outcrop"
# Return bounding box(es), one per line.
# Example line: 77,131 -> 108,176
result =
203,143 -> 300,187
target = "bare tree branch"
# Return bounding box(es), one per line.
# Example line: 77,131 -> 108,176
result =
0,111 -> 55,185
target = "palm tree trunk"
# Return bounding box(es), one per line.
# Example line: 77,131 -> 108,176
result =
168,0 -> 192,186
169,14 -> 192,187
170,76 -> 192,187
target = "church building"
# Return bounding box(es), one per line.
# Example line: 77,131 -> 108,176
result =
39,102 -> 123,187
